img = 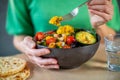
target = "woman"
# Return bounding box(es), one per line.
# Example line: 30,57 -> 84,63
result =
6,0 -> 120,69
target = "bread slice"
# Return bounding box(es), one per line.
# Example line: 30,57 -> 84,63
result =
0,57 -> 26,77
0,65 -> 30,80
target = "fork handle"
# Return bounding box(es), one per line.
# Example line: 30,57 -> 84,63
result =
78,0 -> 92,8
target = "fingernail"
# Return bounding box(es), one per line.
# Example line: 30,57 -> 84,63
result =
54,65 -> 59,69
52,61 -> 57,64
32,56 -> 38,61
30,42 -> 36,48
45,49 -> 50,53
88,6 -> 91,9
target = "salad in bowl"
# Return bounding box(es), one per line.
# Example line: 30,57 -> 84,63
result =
34,16 -> 100,69
35,16 -> 97,49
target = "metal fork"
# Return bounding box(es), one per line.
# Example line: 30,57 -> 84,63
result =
62,0 -> 92,21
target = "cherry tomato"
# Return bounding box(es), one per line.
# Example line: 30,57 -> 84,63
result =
66,36 -> 75,45
46,37 -> 56,45
35,32 -> 45,41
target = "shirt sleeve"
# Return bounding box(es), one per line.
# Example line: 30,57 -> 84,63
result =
6,0 -> 34,36
106,0 -> 120,32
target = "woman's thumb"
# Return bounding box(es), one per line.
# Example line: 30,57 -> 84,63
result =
24,36 -> 36,49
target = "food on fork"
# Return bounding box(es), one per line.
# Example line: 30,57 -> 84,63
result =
49,16 -> 63,26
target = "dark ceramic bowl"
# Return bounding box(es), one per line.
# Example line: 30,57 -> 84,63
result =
36,34 -> 100,69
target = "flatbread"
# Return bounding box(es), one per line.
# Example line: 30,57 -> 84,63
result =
0,57 -> 26,77
0,65 -> 30,80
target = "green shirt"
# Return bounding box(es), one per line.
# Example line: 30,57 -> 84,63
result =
6,0 -> 120,36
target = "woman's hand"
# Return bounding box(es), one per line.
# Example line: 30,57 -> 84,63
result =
87,0 -> 113,28
14,36 -> 59,69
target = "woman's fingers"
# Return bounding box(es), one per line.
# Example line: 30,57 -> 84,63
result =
88,5 -> 107,13
32,56 -> 59,69
30,48 -> 50,56
21,36 -> 59,69
27,55 -> 59,69
88,0 -> 112,5
88,0 -> 106,5
90,14 -> 105,27
33,56 -> 58,65
88,0 -> 113,27
90,9 -> 112,22
23,36 -> 36,49
88,5 -> 105,11
88,1 -> 113,15
22,36 -> 50,57
39,64 -> 59,69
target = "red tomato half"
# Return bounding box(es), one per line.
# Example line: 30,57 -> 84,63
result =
66,36 -> 75,45
35,32 -> 45,41
46,37 -> 56,45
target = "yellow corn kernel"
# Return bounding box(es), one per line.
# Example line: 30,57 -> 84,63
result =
48,43 -> 56,48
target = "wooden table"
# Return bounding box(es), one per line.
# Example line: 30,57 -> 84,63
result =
13,44 -> 120,80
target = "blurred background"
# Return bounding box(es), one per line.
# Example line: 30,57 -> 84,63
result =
0,0 -> 120,56
0,0 -> 20,56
